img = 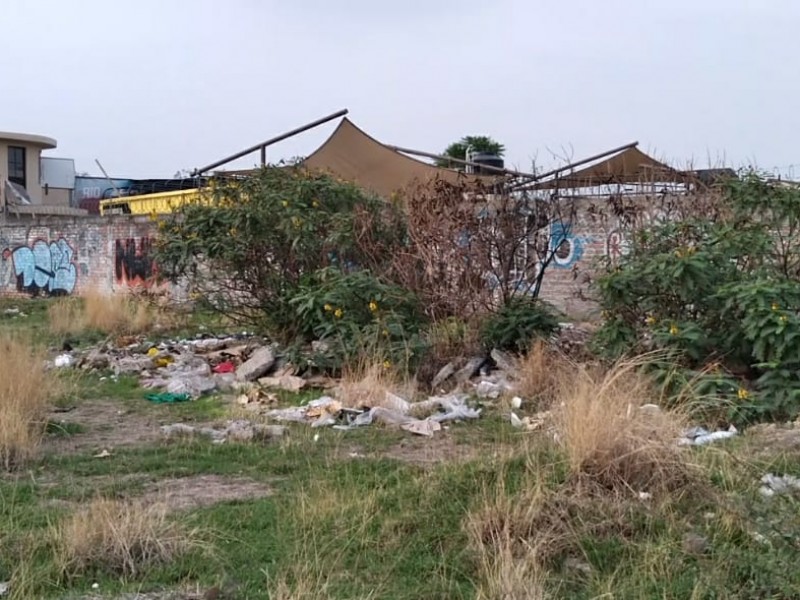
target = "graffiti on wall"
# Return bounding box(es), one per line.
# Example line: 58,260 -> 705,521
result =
549,222 -> 588,268
115,237 -> 155,286
1,238 -> 78,295
605,229 -> 631,263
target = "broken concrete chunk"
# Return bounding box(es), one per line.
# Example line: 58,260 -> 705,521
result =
490,348 -> 515,372
258,374 -> 306,392
431,362 -> 457,389
476,380 -> 503,399
455,357 -> 486,384
236,347 -> 276,381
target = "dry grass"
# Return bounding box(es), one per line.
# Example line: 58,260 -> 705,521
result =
336,361 -> 416,409
513,339 -> 568,404
48,292 -> 157,336
52,497 -> 205,579
465,477 -> 550,600
554,356 -> 695,493
0,334 -> 60,470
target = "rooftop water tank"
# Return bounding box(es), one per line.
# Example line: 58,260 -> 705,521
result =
469,153 -> 504,175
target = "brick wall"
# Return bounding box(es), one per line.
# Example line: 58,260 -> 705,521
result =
0,205 -> 640,317
0,214 -> 167,298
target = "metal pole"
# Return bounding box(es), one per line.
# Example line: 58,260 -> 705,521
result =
386,144 -> 537,179
95,158 -> 123,199
260,145 -> 266,166
192,108 -> 349,175
511,141 -> 639,190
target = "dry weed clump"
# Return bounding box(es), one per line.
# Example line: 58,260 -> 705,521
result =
52,498 -> 205,579
513,339 -> 568,404
47,298 -> 84,335
337,361 -> 416,409
49,292 -> 163,336
0,334 -> 60,470
83,292 -> 152,334
554,357 -> 696,493
465,479 -> 550,600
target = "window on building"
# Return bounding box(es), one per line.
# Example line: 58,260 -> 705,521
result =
8,146 -> 26,187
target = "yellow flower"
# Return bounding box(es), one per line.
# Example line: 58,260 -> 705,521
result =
229,227 -> 238,237
737,387 -> 749,400
669,323 -> 679,336
645,315 -> 656,326
312,199 -> 320,208
383,360 -> 392,370
675,249 -> 683,258
291,216 -> 303,228
382,329 -> 389,337
323,304 -> 333,312
772,302 -> 780,311
334,308 -> 343,319
780,315 -> 788,323
282,200 -> 289,207
369,300 -> 378,313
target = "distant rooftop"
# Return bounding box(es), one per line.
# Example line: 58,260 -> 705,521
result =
0,131 -> 56,149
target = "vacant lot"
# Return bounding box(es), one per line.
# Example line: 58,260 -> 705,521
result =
2,298 -> 800,599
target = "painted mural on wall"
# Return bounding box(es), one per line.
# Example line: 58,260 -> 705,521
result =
1,238 -> 78,295
114,237 -> 155,287
73,177 -> 134,214
549,222 -> 590,268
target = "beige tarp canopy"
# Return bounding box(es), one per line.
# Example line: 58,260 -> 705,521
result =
301,118 -> 496,197
226,118 -> 497,197
530,146 -> 680,190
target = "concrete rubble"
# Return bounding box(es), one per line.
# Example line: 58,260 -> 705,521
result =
161,420 -> 286,443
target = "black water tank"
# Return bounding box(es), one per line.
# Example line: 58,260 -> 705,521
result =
470,153 -> 504,175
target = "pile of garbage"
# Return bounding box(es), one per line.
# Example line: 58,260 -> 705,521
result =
265,392 -> 481,437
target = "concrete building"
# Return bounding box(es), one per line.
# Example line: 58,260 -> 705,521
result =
0,131 -> 76,210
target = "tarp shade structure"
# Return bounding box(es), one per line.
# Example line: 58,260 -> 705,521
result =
530,146 -> 681,190
301,118 -> 498,197
225,118 -> 498,198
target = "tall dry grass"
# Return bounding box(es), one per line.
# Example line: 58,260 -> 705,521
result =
513,339 -> 568,404
52,498 -> 205,579
337,360 -> 416,409
554,356 -> 695,493
465,477 -> 550,600
0,334 -> 60,470
48,292 -> 155,336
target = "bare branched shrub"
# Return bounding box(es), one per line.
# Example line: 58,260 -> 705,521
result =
53,498 -> 205,579
554,356 -> 695,493
380,178 -> 578,321
0,334 -> 60,470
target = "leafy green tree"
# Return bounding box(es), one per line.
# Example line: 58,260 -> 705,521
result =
593,173 -> 800,423
436,135 -> 505,168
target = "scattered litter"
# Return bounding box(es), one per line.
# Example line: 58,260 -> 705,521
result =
145,392 -> 192,403
637,491 -> 653,501
213,361 -> 236,374
679,425 -> 738,446
431,362 -> 457,389
401,419 -> 442,437
91,583 -> 99,590
267,393 -> 480,437
510,396 -> 523,409
93,449 -> 112,459
0,581 -> 9,596
2,307 -> 19,315
54,353 -> 73,368
509,410 -> 547,431
476,380 -> 503,399
759,473 -> 800,497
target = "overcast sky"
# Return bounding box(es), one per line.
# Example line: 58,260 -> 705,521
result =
3,0 -> 798,179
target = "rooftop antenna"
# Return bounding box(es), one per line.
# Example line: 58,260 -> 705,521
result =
94,159 -> 123,199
